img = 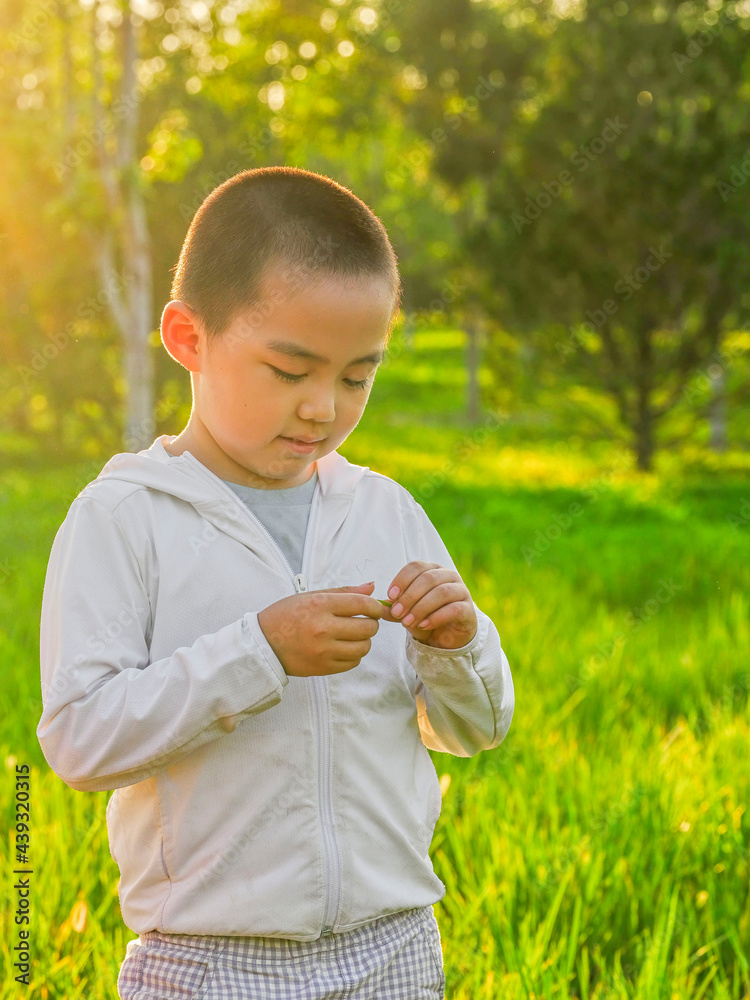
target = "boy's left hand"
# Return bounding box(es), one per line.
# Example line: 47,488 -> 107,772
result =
380,561 -> 478,650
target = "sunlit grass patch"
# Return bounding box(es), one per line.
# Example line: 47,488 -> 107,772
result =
2,326 -> 748,998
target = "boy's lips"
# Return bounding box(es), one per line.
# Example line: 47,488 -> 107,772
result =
279,436 -> 325,454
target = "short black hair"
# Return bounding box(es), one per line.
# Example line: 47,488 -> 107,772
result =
170,166 -> 402,341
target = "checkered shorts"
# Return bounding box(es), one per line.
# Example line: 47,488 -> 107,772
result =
117,905 -> 445,999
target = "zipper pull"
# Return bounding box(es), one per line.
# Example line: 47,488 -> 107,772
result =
294,573 -> 308,593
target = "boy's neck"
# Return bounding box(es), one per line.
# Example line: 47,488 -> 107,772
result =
162,423 -> 316,490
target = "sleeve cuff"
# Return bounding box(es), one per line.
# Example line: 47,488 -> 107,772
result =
241,612 -> 290,689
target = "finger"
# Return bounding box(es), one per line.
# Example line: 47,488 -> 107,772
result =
408,599 -> 474,632
328,616 -> 380,640
377,603 -> 398,623
389,570 -> 460,620
312,594 -> 385,620
337,595 -> 386,620
386,562 -> 442,606
398,583 -> 468,627
330,637 -> 372,661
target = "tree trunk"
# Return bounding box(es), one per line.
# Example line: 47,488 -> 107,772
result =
633,321 -> 655,471
708,367 -> 728,452
634,408 -> 655,471
401,285 -> 415,351
91,0 -> 155,452
518,340 -> 536,406
60,0 -> 75,199
465,311 -> 482,424
122,183 -> 155,451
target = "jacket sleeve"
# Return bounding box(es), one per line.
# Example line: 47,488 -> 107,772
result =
401,497 -> 514,757
37,496 -> 289,793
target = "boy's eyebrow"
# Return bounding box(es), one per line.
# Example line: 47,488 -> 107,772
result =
264,339 -> 384,366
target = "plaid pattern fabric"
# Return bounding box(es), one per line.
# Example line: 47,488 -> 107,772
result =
117,905 -> 445,999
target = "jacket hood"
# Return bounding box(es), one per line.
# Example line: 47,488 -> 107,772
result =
96,435 -> 371,503
91,436 -> 373,564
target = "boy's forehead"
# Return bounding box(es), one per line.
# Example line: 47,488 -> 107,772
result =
229,269 -> 394,356
261,266 -> 393,308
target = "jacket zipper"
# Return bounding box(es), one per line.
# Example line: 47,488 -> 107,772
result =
313,672 -> 339,936
179,454 -> 340,936
297,492 -> 341,936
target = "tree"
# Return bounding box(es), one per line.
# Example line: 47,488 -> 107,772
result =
396,0 -> 750,469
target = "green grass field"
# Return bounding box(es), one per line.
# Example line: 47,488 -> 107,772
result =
1,327 -> 749,999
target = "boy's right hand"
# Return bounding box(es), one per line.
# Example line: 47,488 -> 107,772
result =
257,581 -> 385,677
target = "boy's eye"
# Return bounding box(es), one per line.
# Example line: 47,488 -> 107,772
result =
270,367 -> 372,390
270,367 -> 304,384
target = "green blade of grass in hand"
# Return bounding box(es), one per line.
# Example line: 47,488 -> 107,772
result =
378,599 -> 393,607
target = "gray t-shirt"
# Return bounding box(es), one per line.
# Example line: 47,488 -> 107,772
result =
221,469 -> 318,576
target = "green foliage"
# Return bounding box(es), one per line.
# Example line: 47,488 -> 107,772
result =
396,0 -> 750,468
2,0 -> 749,468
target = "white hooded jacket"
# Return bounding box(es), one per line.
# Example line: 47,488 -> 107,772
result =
37,435 -> 514,940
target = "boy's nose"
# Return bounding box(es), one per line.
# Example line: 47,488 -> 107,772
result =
297,394 -> 336,423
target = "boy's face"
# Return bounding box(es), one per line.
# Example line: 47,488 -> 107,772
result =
163,269 -> 395,488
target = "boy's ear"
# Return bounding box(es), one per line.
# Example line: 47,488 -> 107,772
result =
160,301 -> 204,372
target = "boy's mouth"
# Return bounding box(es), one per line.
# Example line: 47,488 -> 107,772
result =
279,436 -> 325,453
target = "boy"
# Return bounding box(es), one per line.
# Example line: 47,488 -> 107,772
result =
37,166 -> 514,999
